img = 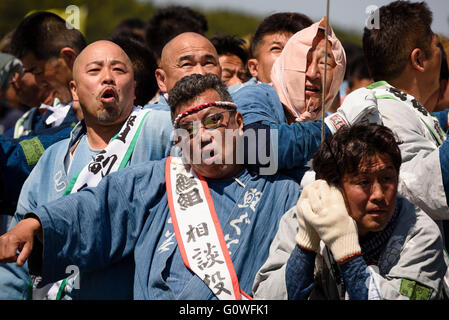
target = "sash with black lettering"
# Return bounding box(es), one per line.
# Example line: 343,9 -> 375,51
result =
165,156 -> 245,300
31,107 -> 152,300
65,106 -> 152,195
372,83 -> 446,146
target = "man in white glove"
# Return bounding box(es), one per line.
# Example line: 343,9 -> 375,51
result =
0,52 -> 23,91
324,88 -> 381,134
297,180 -> 362,263
253,123 -> 447,300
231,18 -> 381,179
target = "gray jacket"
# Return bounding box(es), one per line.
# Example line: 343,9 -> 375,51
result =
253,196 -> 448,300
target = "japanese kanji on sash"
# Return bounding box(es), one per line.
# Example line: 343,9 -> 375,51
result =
165,156 -> 245,300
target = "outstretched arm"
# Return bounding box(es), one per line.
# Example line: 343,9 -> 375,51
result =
0,215 -> 41,267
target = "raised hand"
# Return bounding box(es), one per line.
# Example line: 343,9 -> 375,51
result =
298,180 -> 362,263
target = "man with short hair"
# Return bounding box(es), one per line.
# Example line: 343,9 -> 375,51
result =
0,40 -> 173,300
0,12 -> 85,214
346,1 -> 449,220
210,34 -> 249,87
145,5 -> 208,64
0,73 -> 302,300
247,12 -> 312,84
253,124 -> 448,300
232,18 -> 377,182
108,36 -> 159,106
10,11 -> 85,106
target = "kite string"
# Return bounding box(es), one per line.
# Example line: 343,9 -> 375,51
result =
321,0 -> 330,143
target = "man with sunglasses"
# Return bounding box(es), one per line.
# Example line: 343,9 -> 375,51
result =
0,74 -> 302,300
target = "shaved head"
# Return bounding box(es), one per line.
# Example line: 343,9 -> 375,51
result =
160,32 -> 217,68
156,32 -> 221,93
73,40 -> 133,82
69,39 -> 136,133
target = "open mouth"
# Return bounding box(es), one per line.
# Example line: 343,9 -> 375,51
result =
367,209 -> 387,215
305,85 -> 321,95
100,87 -> 117,103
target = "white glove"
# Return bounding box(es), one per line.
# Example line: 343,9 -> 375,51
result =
0,53 -> 23,90
324,88 -> 381,134
299,180 -> 362,263
295,193 -> 320,252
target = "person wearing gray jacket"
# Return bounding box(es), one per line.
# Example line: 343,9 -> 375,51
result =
360,1 -> 449,221
253,124 -> 448,300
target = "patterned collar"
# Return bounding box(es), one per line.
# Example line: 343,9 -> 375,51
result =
359,200 -> 401,265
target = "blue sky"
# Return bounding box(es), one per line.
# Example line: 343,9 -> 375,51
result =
149,0 -> 449,37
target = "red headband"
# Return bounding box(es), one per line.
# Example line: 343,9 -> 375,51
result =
173,101 -> 237,127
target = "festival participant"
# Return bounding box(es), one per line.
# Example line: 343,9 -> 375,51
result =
344,1 -> 449,221
0,40 -> 173,300
232,18 -> 375,181
145,6 -> 209,104
0,12 -> 85,215
148,32 -> 221,110
246,12 -> 312,84
254,124 -> 448,300
0,73 -> 302,300
210,34 -> 249,87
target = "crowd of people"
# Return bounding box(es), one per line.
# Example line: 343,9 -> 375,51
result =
0,0 -> 448,300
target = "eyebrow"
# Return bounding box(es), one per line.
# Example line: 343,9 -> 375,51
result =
85,60 -> 128,68
222,68 -> 235,74
178,54 -> 217,62
313,49 -> 335,60
357,165 -> 396,175
178,108 -> 221,124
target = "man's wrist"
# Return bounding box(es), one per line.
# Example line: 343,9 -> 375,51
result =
24,213 -> 43,241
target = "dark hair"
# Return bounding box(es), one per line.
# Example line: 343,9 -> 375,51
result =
0,30 -> 15,54
10,11 -> 86,60
363,1 -> 434,82
250,12 -> 312,58
108,35 -> 158,106
439,42 -> 448,82
110,18 -> 146,44
341,42 -> 363,81
313,124 -> 402,187
210,34 -> 249,65
168,73 -> 233,120
347,54 -> 372,89
145,6 -> 208,60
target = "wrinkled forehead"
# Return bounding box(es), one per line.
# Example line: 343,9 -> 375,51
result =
162,34 -> 218,64
309,31 -> 335,59
75,41 -> 131,71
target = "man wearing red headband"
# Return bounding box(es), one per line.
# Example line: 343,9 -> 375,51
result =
0,74 -> 302,300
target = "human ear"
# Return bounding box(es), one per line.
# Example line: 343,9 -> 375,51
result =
247,58 -> 259,78
60,47 -> 78,70
155,68 -> 167,93
410,48 -> 425,72
69,80 -> 79,101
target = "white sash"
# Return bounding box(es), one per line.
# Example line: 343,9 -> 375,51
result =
32,107 -> 151,300
165,156 -> 248,300
65,106 -> 152,195
372,84 -> 446,146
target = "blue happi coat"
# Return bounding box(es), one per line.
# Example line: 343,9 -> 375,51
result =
0,106 -> 174,299
0,106 -> 79,215
231,83 -> 329,181
29,159 -> 301,299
